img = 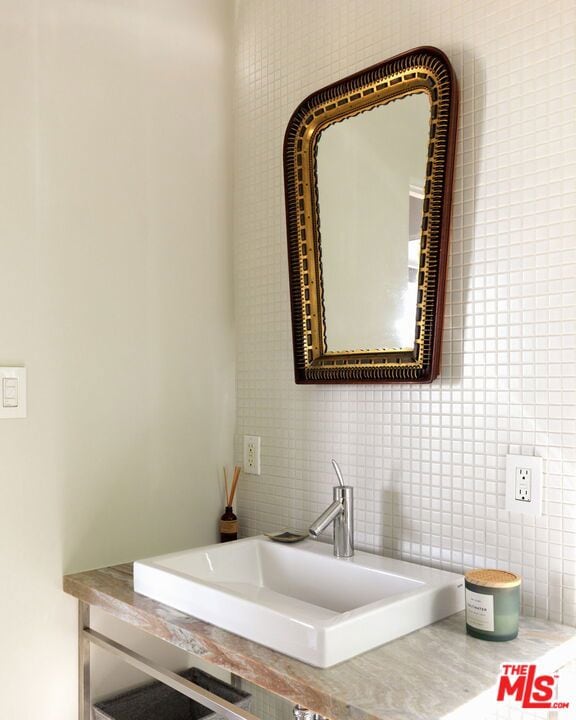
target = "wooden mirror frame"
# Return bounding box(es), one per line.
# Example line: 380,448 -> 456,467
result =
283,47 -> 458,384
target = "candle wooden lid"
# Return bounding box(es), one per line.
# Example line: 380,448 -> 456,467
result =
465,569 -> 521,588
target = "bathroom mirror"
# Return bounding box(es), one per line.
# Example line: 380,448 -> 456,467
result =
283,47 -> 458,383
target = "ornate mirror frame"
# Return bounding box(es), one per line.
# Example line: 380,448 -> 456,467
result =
283,47 -> 458,384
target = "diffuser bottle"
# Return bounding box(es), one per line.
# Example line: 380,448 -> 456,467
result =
219,506 -> 238,542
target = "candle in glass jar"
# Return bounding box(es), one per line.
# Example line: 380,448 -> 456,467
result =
465,569 -> 521,641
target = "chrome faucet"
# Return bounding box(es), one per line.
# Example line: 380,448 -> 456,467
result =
309,460 -> 354,558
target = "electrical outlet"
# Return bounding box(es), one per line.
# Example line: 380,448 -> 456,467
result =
506,454 -> 542,516
515,467 -> 531,502
243,435 -> 261,475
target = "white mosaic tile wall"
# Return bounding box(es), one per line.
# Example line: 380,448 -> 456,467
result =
240,678 -> 294,720
233,0 -> 576,626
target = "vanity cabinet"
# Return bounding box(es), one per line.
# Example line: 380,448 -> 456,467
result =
64,563 -> 576,720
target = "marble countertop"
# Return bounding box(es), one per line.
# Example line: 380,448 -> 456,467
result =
63,564 -> 576,720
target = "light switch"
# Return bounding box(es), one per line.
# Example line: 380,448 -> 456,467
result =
0,368 -> 27,419
2,378 -> 18,407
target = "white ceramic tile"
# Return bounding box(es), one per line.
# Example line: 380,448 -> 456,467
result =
233,0 -> 576,626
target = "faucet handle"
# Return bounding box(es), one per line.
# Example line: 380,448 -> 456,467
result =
331,459 -> 345,488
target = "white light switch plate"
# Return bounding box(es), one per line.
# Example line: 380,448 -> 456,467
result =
505,454 -> 542,516
0,367 -> 27,419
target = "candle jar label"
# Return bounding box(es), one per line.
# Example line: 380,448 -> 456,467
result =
466,589 -> 494,631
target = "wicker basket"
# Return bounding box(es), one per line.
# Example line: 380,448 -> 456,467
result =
93,667 -> 251,720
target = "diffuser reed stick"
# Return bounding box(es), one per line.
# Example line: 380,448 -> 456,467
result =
223,466 -> 230,506
229,466 -> 241,506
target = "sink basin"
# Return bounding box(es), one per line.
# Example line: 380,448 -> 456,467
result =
134,536 -> 464,667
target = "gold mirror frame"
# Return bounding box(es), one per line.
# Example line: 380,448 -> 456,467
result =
283,47 -> 458,384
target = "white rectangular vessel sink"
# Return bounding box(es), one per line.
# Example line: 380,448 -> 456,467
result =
134,536 -> 464,668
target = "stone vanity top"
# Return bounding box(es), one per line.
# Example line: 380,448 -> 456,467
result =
63,563 -> 576,720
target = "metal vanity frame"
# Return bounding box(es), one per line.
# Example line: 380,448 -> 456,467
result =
77,601 -> 260,720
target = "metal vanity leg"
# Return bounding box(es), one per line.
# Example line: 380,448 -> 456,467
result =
76,605 -> 258,720
230,673 -> 243,691
78,602 -> 91,720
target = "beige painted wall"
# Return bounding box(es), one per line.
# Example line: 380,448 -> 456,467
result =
0,0 -> 234,717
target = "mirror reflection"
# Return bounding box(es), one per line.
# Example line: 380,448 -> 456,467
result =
316,92 -> 431,351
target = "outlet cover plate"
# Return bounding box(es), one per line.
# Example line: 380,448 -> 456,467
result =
243,435 -> 261,475
505,454 -> 543,516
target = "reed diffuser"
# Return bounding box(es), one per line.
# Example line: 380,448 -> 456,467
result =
220,466 -> 241,542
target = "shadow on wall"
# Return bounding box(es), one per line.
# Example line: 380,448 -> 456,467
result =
444,46 -> 486,383
59,343 -> 228,574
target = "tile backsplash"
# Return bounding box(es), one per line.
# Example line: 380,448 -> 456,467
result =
233,0 -> 576,625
